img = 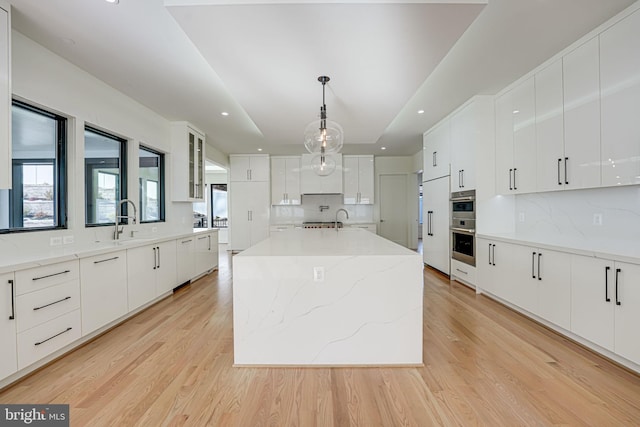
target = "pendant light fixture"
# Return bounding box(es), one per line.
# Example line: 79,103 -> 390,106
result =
304,76 -> 344,176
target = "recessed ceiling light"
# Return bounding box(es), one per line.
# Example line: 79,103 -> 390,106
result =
257,148 -> 263,152
417,110 -> 424,114
381,147 -> 386,150
221,112 -> 229,116
105,0 -> 119,4
513,110 -> 520,114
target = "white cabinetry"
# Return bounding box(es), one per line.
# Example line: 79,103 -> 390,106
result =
80,251 -> 128,335
422,176 -> 449,275
195,231 -> 218,277
343,155 -> 374,204
571,256 -> 640,364
600,9 -> 640,187
348,223 -> 377,233
230,181 -> 270,251
230,155 -> 270,182
127,240 -> 177,311
0,272 -> 17,380
171,122 -> 205,201
300,153 -> 343,194
271,156 -> 301,205
176,237 -> 195,285
563,37 -> 602,190
0,3 -> 10,189
423,121 -> 450,181
495,77 -> 536,194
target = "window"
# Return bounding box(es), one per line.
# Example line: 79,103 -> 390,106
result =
0,101 -> 67,232
139,146 -> 164,222
210,184 -> 228,228
193,186 -> 208,228
85,127 -> 127,226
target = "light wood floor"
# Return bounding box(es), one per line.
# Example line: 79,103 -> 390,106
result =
2,248 -> 640,426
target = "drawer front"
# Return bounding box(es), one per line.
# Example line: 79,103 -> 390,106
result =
451,259 -> 477,286
15,260 -> 79,295
17,309 -> 81,370
16,280 -> 80,333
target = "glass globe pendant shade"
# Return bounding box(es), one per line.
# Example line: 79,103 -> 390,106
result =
311,153 -> 336,176
303,119 -> 344,154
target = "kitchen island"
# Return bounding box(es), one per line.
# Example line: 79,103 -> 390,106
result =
233,228 -> 423,366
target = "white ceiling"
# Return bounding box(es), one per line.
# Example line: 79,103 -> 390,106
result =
7,0 -> 637,157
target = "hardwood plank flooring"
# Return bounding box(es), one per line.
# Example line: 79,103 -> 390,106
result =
1,248 -> 640,426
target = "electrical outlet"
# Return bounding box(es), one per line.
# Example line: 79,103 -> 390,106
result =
63,235 -> 74,244
313,266 -> 325,282
593,213 -> 603,226
518,212 -> 525,222
50,236 -> 62,246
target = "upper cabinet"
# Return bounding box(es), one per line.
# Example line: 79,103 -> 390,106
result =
562,38 -> 602,190
230,155 -> 270,182
495,77 -> 536,194
422,120 -> 450,181
271,156 -> 301,205
343,155 -> 374,204
300,153 -> 343,194
0,3 -> 10,189
600,9 -> 640,187
171,122 -> 205,202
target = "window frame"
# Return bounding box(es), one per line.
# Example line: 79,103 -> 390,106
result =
138,144 -> 165,223
0,100 -> 67,234
84,126 -> 128,227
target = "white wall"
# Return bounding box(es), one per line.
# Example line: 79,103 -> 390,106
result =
0,31 -> 196,253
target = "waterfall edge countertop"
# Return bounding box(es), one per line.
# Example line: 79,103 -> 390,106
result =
0,228 -> 217,274
238,227 -> 417,257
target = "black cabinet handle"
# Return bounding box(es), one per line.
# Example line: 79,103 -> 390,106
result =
538,253 -> 542,281
605,266 -> 611,302
181,239 -> 193,244
513,168 -> 517,190
9,279 -> 15,320
153,247 -> 157,270
509,169 -> 513,191
615,268 -> 621,306
492,244 -> 496,266
157,246 -> 160,269
32,270 -> 71,281
35,327 -> 72,346
433,152 -> 437,167
488,243 -> 492,265
532,252 -> 537,278
558,159 -> 562,185
93,256 -> 119,264
33,296 -> 71,311
461,170 -> 464,188
564,157 -> 569,185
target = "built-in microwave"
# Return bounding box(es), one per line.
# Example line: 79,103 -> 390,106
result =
451,190 -> 476,266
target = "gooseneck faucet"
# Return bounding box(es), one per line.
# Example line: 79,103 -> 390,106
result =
335,208 -> 349,232
114,199 -> 137,240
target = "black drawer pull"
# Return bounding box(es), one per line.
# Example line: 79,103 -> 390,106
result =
93,256 -> 119,264
34,327 -> 73,346
9,279 -> 15,320
32,270 -> 71,281
33,296 -> 71,311
615,268 -> 621,306
198,236 -> 208,240
182,239 -> 193,244
605,266 -> 611,302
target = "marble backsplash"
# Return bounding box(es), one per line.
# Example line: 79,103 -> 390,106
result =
515,185 -> 640,243
271,194 -> 374,224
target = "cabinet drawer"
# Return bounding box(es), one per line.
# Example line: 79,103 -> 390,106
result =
15,260 -> 79,295
16,280 -> 80,333
17,309 -> 81,370
451,259 -> 477,286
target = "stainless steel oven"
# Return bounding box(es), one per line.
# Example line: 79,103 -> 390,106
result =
451,190 -> 475,266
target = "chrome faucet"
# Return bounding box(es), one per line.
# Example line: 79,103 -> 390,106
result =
114,199 -> 137,240
335,208 -> 349,231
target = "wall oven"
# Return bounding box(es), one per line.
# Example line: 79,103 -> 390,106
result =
451,190 -> 475,266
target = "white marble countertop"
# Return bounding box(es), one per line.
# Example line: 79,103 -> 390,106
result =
239,228 -> 418,257
477,232 -> 640,265
0,228 -> 218,274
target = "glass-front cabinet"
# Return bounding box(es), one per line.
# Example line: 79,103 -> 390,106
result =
171,122 -> 205,202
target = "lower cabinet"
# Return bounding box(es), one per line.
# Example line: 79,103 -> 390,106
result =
571,256 -> 640,365
80,251 -> 128,336
176,237 -> 196,285
422,176 -> 450,275
348,223 -> 377,233
195,231 -> 218,277
0,272 -> 17,380
127,240 -> 177,311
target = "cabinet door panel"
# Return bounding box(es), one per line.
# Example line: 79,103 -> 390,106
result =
358,156 -> 374,204
535,60 -> 565,192
249,156 -> 270,182
270,157 -> 287,205
507,244 -> 537,313
156,240 -> 177,295
423,121 -> 450,181
230,181 -> 252,250
343,156 -> 359,204
536,249 -> 571,330
127,245 -> 156,311
422,177 -> 450,275
614,261 -> 640,365
176,238 -> 195,284
495,92 -> 515,195
285,158 -> 301,205
249,181 -> 271,246
512,77 -> 536,194
600,9 -> 640,187
570,256 -> 614,351
451,102 -> 476,190
563,37 -> 602,190
0,272 -> 17,380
